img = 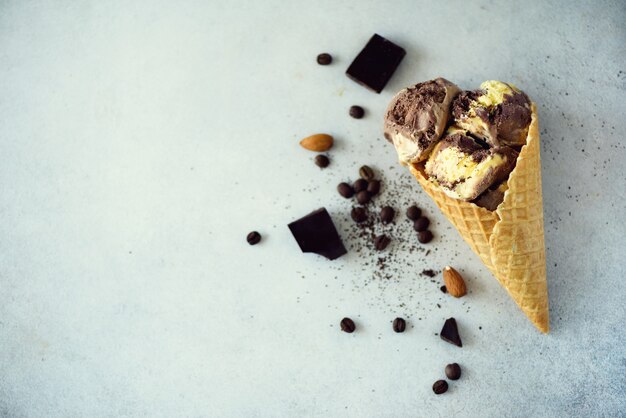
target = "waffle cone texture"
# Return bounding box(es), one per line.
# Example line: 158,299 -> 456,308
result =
408,104 -> 549,332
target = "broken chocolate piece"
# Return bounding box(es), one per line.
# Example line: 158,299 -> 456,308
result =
288,208 -> 347,260
346,34 -> 406,93
440,317 -> 462,347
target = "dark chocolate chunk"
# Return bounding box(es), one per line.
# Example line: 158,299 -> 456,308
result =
440,318 -> 462,347
351,207 -> 368,223
432,380 -> 448,395
406,205 -> 421,220
356,190 -> 371,205
440,285 -> 447,293
317,53 -> 332,65
346,34 -> 406,93
353,178 -> 368,193
380,206 -> 395,224
288,208 -> 347,260
247,231 -> 261,245
471,135 -> 490,149
349,105 -> 365,119
337,182 -> 354,198
445,363 -> 461,380
418,230 -> 433,243
374,234 -> 390,251
340,317 -> 355,333
314,154 -> 330,168
392,317 -> 406,333
367,180 -> 381,196
359,165 -> 375,181
413,216 -> 430,232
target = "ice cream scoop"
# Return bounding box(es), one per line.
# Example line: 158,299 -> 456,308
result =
425,130 -> 518,201
384,78 -> 460,164
451,80 -> 532,147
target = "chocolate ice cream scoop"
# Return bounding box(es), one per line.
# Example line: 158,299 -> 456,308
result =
425,130 -> 518,201
452,80 -> 532,147
384,78 -> 460,164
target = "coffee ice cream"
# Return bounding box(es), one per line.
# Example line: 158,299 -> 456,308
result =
473,182 -> 508,211
384,78 -> 460,164
424,130 -> 518,201
451,80 -> 532,147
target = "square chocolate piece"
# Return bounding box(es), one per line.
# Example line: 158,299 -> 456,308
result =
346,34 -> 406,93
288,208 -> 347,260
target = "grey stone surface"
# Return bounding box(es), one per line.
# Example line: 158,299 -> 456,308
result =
0,1 -> 624,417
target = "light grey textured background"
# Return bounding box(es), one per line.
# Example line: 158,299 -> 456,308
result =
1,1 -> 625,417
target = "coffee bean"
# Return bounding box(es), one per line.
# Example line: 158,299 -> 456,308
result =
374,234 -> 390,251
413,216 -> 430,232
351,207 -> 367,223
445,363 -> 461,380
406,205 -> 422,220
353,178 -> 368,193
392,317 -> 406,333
432,380 -> 448,395
314,154 -> 330,168
349,105 -> 365,119
380,206 -> 395,224
367,180 -> 381,196
340,317 -> 355,333
317,53 -> 332,65
359,165 -> 375,181
356,190 -> 371,205
418,230 -> 433,243
246,231 -> 261,245
337,182 -> 354,198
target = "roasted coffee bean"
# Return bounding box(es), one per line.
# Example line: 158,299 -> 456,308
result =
356,190 -> 371,205
367,180 -> 381,196
246,231 -> 261,245
406,205 -> 422,220
432,380 -> 448,395
359,165 -> 374,180
418,230 -> 433,243
314,155 -> 330,168
392,317 -> 406,333
413,216 -> 430,232
349,105 -> 365,119
351,207 -> 367,223
445,363 -> 461,380
337,182 -> 354,198
353,178 -> 368,193
340,317 -> 355,333
317,53 -> 332,65
374,234 -> 390,251
380,206 -> 395,224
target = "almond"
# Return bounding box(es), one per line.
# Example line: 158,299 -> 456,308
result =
299,133 -> 334,152
442,266 -> 467,298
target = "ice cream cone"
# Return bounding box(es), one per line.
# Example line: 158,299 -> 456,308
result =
408,104 -> 549,332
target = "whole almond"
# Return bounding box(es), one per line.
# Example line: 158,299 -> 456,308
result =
443,266 -> 467,298
299,134 -> 334,152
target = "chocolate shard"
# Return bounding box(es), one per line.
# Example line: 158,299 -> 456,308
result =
288,208 -> 347,260
440,317 -> 462,347
346,34 -> 406,93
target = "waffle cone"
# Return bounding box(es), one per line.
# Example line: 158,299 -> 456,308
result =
408,104 -> 549,332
